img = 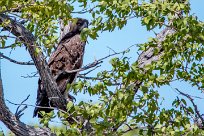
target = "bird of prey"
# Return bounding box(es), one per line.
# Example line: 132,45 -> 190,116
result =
33,18 -> 89,117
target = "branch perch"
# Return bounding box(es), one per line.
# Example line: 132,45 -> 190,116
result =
0,63 -> 54,135
0,13 -> 67,111
0,13 -> 66,135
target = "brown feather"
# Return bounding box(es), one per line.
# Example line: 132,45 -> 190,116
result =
34,18 -> 88,118
49,34 -> 85,93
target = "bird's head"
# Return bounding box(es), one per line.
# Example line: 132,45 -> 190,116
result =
59,18 -> 89,43
70,18 -> 89,33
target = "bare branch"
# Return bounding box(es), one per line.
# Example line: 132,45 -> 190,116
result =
6,99 -> 67,114
0,53 -> 34,65
15,95 -> 30,119
66,61 -> 102,74
71,5 -> 98,14
0,35 -> 16,38
175,88 -> 204,128
15,105 -> 27,120
77,75 -> 101,80
21,72 -> 39,78
80,65 -> 101,76
107,46 -> 117,54
0,45 -> 13,49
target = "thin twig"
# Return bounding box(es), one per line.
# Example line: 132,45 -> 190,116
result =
71,5 -> 97,14
80,65 -> 101,76
15,106 -> 27,120
107,46 -> 117,54
0,35 -> 16,39
21,72 -> 38,78
60,61 -> 102,74
175,88 -> 204,127
172,87 -> 204,100
0,45 -> 13,49
6,99 -> 67,114
77,75 -> 102,80
15,95 -> 30,119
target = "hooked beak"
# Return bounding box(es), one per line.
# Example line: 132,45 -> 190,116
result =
80,21 -> 89,31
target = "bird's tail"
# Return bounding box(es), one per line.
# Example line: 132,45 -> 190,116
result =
33,79 -> 53,118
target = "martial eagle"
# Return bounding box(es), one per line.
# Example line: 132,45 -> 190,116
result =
33,18 -> 89,117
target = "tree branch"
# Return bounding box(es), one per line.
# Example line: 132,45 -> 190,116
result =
21,72 -> 39,78
15,95 -> 30,119
6,99 -> 67,114
0,53 -> 34,65
0,45 -> 13,49
71,5 -> 98,14
111,10 -> 182,132
0,62 -> 54,135
0,13 -> 67,110
0,13 -> 67,135
175,88 -> 204,128
133,23 -> 176,93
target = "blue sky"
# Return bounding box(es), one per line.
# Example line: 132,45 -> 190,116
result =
0,0 -> 204,133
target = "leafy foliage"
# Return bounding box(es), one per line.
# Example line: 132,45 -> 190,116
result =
0,0 -> 204,135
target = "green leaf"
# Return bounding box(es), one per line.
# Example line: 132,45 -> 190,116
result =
181,99 -> 187,106
35,48 -> 41,54
67,101 -> 74,111
1,39 -> 5,47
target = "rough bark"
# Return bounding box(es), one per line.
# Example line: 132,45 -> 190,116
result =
0,62 -> 54,135
130,26 -> 175,93
59,19 -> 71,40
0,13 -> 66,135
0,14 -> 67,111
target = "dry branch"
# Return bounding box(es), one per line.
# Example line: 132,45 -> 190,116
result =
0,53 -> 34,65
